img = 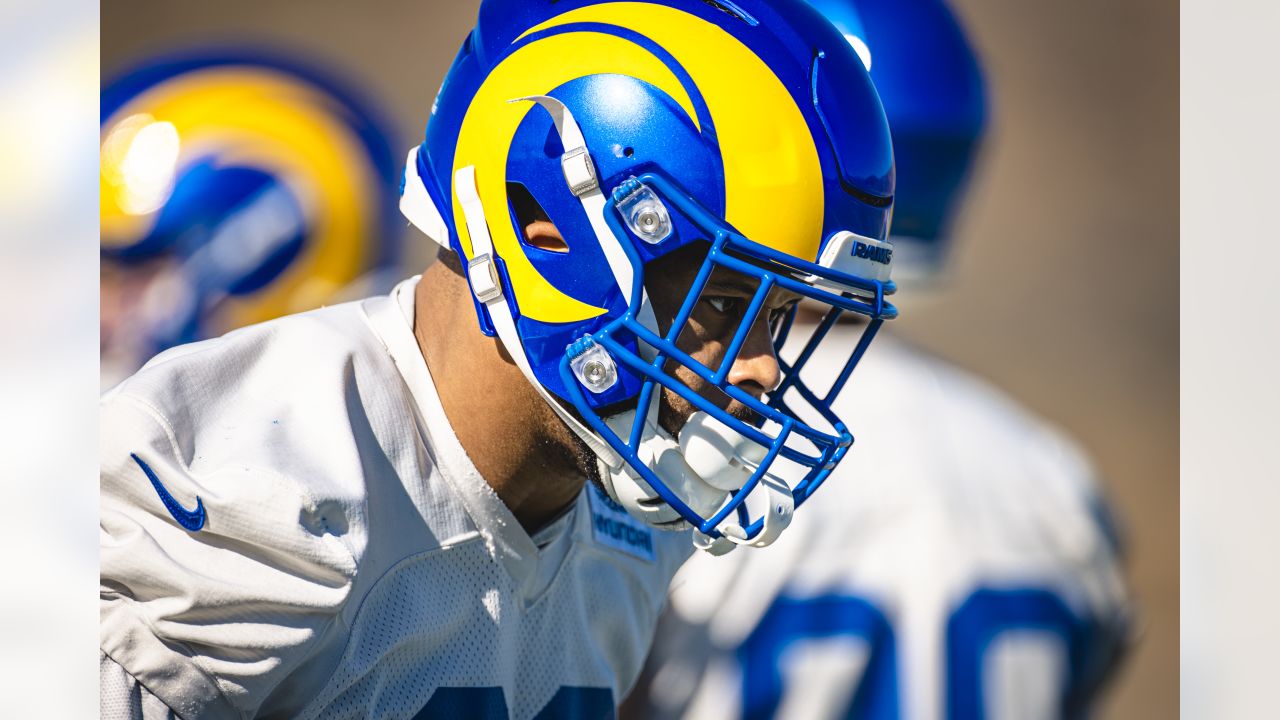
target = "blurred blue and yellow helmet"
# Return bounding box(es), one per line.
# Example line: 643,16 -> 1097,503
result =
401,0 -> 899,553
807,0 -> 989,281
100,50 -> 400,368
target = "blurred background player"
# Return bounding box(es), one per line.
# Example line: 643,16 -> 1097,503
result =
625,1 -> 1133,717
100,51 -> 402,389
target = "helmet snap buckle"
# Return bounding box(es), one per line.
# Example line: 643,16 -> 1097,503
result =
466,253 -> 503,303
561,147 -> 599,197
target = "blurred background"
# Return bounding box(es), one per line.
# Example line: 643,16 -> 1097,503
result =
100,0 -> 1176,715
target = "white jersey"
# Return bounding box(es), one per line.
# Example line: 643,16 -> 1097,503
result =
100,277 -> 692,720
633,329 -> 1131,720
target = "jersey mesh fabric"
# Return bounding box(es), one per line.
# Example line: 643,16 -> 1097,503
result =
100,652 -> 180,720
316,278 -> 692,717
101,278 -> 692,720
296,504 -> 687,719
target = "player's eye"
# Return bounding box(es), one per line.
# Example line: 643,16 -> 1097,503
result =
703,296 -> 740,315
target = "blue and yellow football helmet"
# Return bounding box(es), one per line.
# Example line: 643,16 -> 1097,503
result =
100,51 -> 400,384
808,0 -> 989,281
399,0 -> 898,553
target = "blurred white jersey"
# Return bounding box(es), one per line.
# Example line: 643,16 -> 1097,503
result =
633,327 -> 1131,720
100,277 -> 691,720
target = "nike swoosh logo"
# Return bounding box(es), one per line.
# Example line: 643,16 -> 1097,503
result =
130,453 -> 206,532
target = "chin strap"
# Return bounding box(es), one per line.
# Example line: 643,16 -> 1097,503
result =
451,163 -> 623,471
398,141 -> 631,481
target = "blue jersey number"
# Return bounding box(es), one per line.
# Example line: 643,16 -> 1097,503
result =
946,589 -> 1117,720
740,594 -> 898,720
740,588 -> 1113,719
413,686 -> 613,719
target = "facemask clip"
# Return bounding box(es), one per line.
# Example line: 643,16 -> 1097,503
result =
615,178 -> 672,244
568,337 -> 619,394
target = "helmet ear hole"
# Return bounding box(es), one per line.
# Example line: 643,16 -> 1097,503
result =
508,181 -> 568,253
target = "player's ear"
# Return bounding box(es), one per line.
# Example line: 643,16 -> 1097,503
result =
509,182 -> 568,253
524,220 -> 567,252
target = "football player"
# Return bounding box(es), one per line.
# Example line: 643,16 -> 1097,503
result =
99,51 -> 403,390
100,1 -> 904,717
624,1 -> 1134,718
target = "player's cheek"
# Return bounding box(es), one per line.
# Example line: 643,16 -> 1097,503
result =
666,340 -> 738,413
673,325 -> 729,385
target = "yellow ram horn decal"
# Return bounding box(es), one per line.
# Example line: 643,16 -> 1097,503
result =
455,1 -> 824,324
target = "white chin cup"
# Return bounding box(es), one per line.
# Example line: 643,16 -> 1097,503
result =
596,406 -> 796,555
691,471 -> 796,554
678,411 -> 768,490
599,408 -> 730,528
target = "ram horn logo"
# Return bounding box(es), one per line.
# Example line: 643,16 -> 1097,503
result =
451,1 -> 824,324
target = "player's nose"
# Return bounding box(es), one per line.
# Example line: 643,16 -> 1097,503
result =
726,317 -> 782,398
